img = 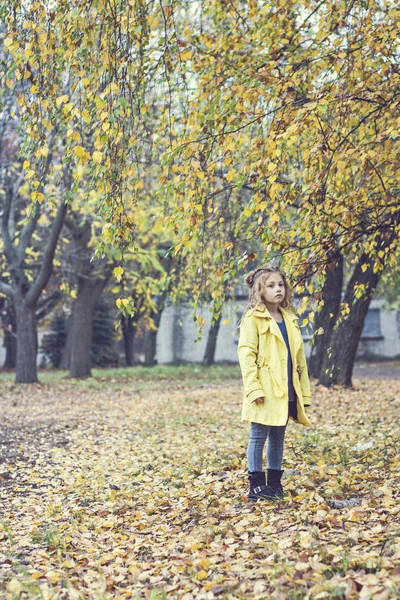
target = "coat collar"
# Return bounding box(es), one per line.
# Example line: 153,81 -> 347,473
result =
251,304 -> 299,321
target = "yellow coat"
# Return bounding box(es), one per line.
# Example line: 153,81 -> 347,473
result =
238,304 -> 312,427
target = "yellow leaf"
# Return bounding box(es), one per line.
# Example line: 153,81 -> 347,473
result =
45,570 -> 60,583
134,179 -> 144,190
82,111 -> 92,124
113,266 -> 124,281
23,160 -> 30,170
56,95 -> 69,107
36,146 -> 49,158
116,298 -> 130,310
95,96 -> 107,110
196,570 -> 209,581
92,151 -> 103,164
226,169 -> 236,182
74,146 -> 86,158
3,37 -> 13,48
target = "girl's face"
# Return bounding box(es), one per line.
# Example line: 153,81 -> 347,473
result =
261,273 -> 286,307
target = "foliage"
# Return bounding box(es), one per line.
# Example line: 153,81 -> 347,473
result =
0,367 -> 399,599
152,0 -> 400,337
1,1 -> 399,382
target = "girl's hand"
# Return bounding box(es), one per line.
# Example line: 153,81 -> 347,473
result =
252,396 -> 265,405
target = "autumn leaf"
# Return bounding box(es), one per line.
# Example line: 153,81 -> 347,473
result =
0,367 -> 399,599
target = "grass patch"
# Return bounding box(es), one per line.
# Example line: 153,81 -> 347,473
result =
0,364 -> 242,388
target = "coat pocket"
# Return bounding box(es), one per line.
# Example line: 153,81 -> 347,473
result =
257,361 -> 285,398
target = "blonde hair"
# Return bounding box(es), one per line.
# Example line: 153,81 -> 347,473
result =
244,264 -> 293,313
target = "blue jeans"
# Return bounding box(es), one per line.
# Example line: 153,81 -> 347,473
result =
247,422 -> 287,472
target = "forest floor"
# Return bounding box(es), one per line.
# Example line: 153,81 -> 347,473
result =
0,364 -> 399,600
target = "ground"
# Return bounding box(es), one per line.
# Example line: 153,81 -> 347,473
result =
0,364 -> 399,600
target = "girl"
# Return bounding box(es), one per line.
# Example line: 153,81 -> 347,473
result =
238,265 -> 312,501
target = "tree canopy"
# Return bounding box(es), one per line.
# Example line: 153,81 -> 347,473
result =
1,0 -> 399,383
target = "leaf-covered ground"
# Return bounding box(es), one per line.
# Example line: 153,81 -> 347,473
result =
1,365 -> 399,600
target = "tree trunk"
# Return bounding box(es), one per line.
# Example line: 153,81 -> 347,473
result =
61,215 -> 114,378
318,253 -> 384,387
143,309 -> 163,366
15,301 -> 38,383
59,316 -> 72,370
62,276 -> 110,378
121,315 -> 136,366
3,328 -> 17,369
2,300 -> 17,369
68,289 -> 96,378
308,254 -> 343,379
203,313 -> 222,366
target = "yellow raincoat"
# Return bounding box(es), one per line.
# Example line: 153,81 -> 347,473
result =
238,304 -> 312,427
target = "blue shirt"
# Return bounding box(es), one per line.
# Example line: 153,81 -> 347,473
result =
277,319 -> 297,404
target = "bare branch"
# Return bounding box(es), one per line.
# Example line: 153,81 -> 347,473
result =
26,199 -> 67,306
0,282 -> 14,298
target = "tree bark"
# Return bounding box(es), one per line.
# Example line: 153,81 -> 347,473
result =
143,309 -> 163,366
121,315 -> 136,366
308,254 -> 343,379
68,287 -> 96,378
62,275 -> 111,378
203,313 -> 222,366
319,253 -> 384,387
1,299 -> 17,369
12,198 -> 67,383
59,317 -> 72,370
14,301 -> 38,383
60,215 -> 114,378
3,328 -> 17,369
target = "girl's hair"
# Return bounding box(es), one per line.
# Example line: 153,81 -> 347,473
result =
243,264 -> 293,313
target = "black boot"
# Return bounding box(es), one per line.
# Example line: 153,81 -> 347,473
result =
248,471 -> 279,502
267,469 -> 285,498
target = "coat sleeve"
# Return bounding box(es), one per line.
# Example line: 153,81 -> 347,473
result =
297,340 -> 312,406
238,315 -> 264,403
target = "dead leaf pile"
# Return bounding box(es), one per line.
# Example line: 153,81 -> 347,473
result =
0,371 -> 399,599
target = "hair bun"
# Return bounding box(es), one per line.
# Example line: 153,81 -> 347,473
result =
244,271 -> 255,287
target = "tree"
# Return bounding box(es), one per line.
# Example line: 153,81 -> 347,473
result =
59,215 -> 115,378
318,229 -> 398,386
0,104 -> 68,382
159,0 -> 400,385
308,253 -> 344,380
2,1 -> 399,387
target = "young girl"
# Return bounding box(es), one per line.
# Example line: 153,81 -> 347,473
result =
238,265 -> 312,501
